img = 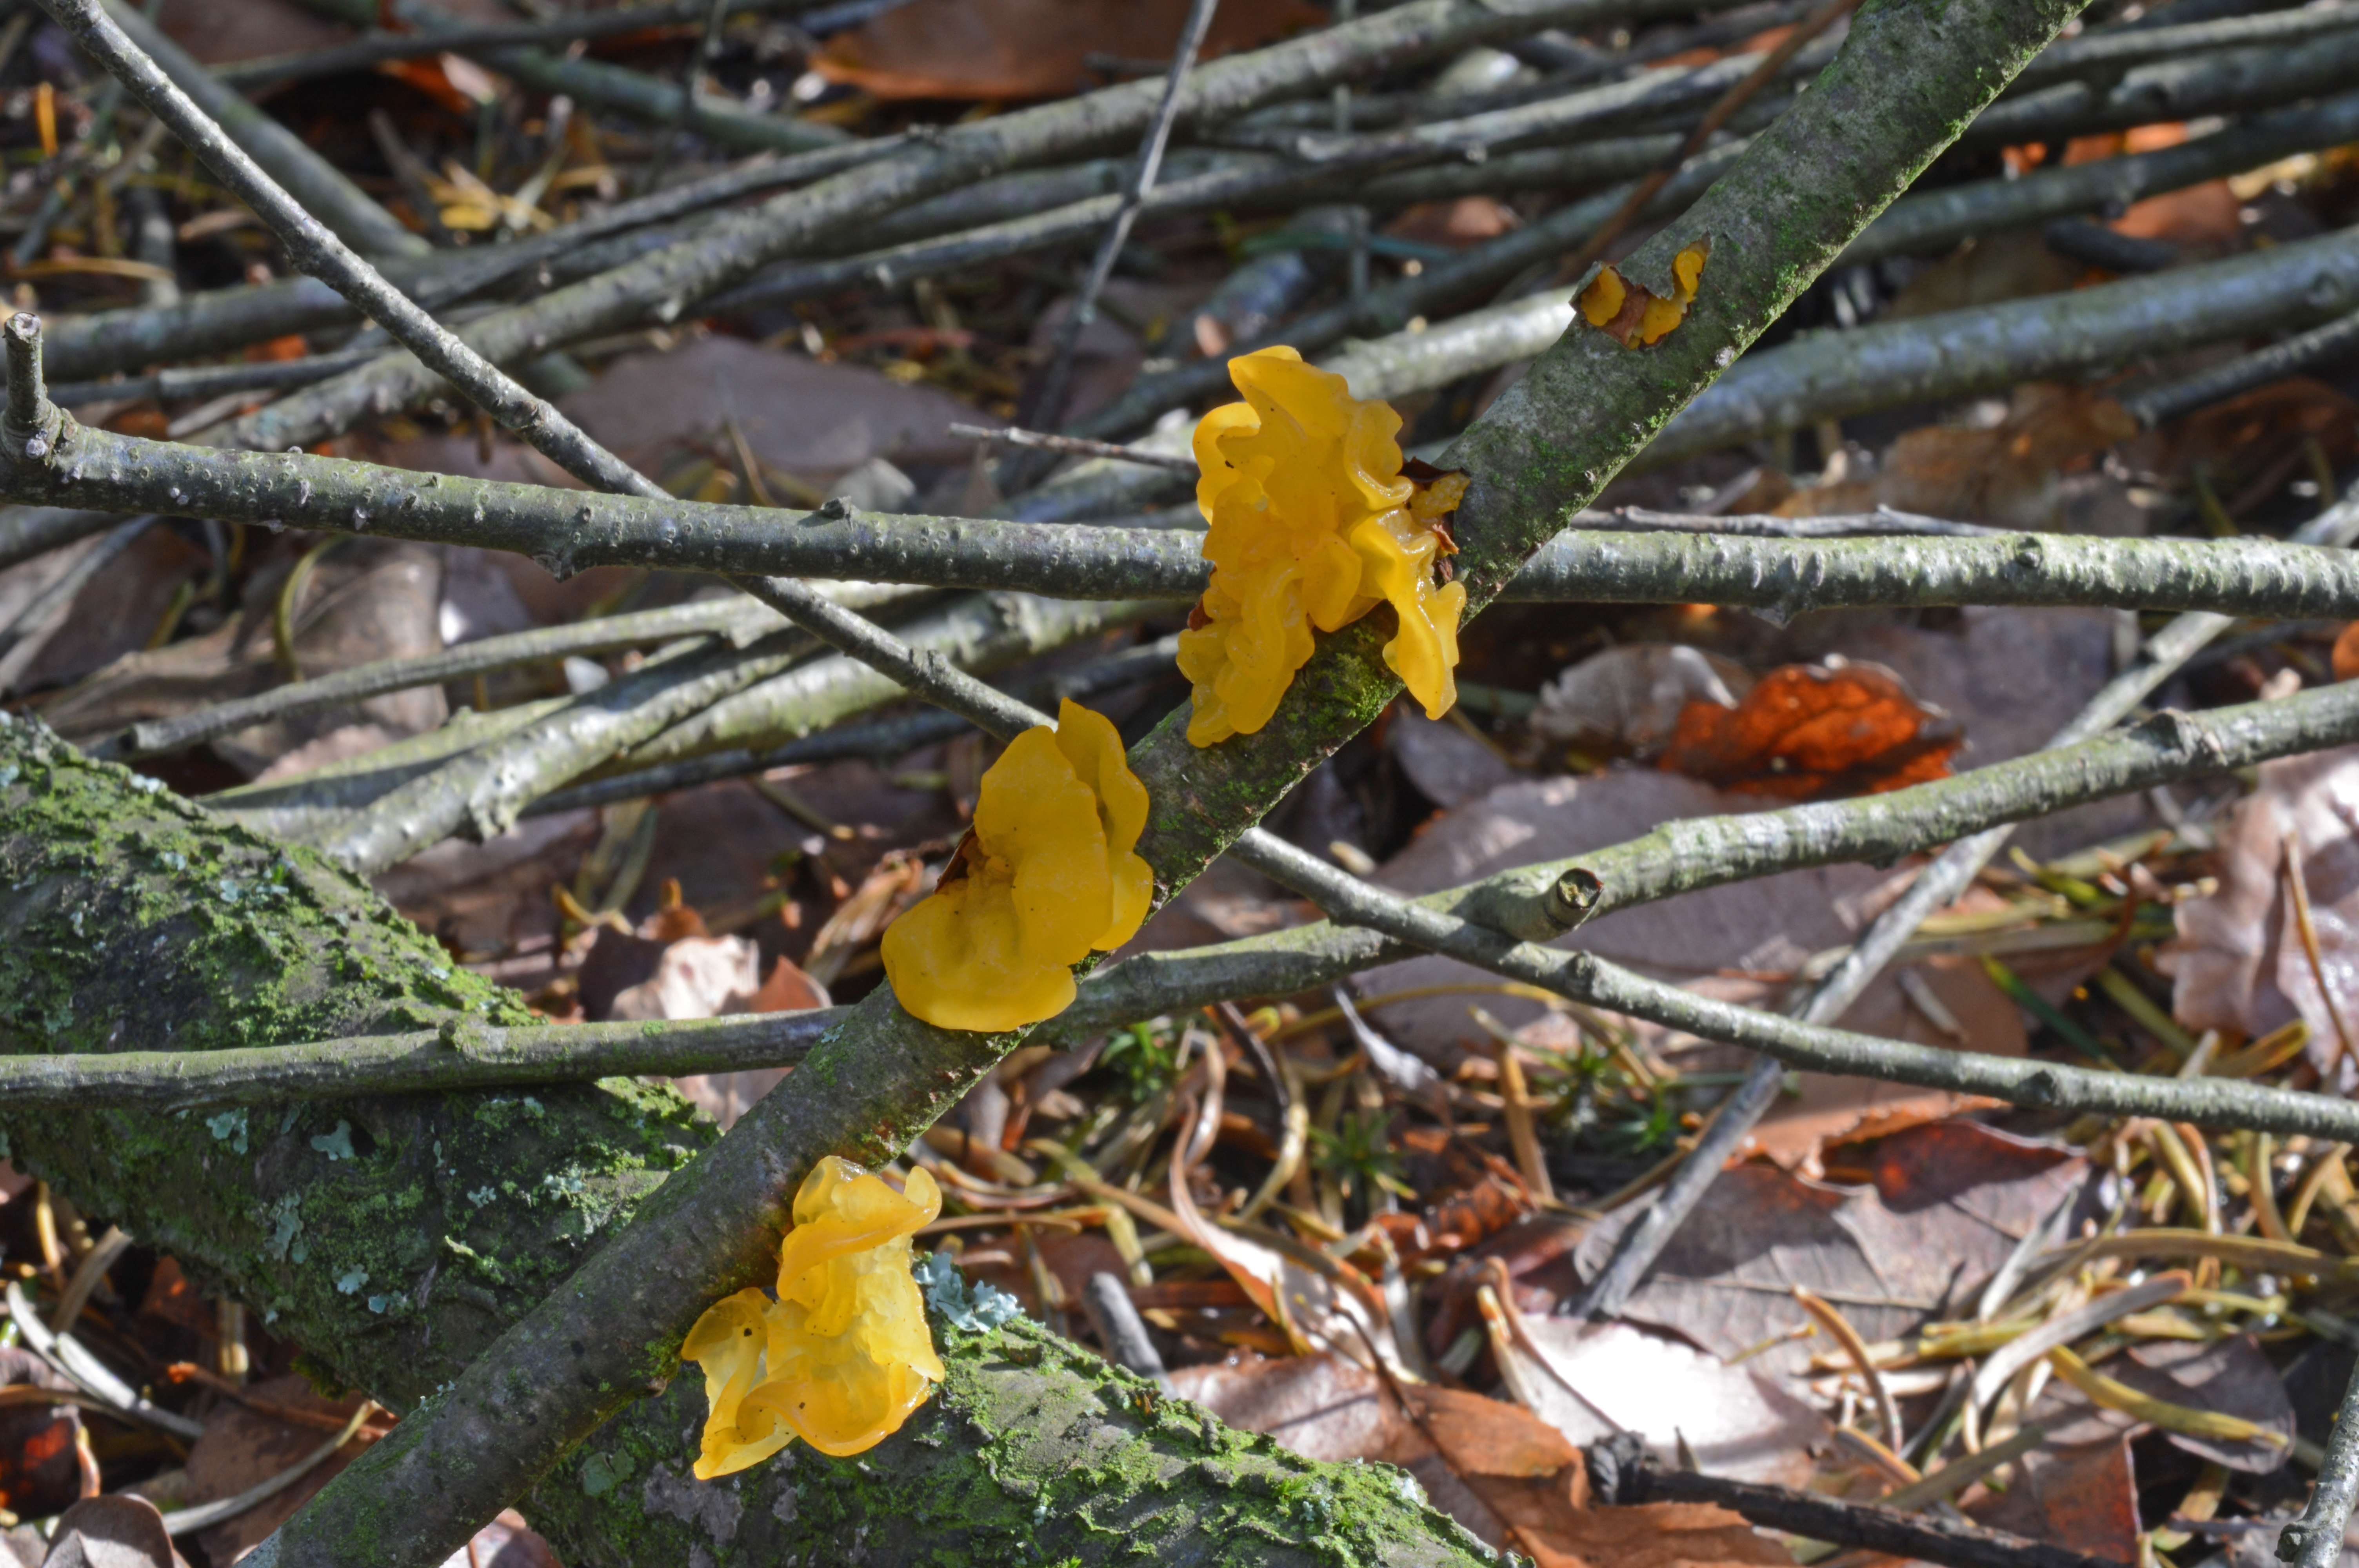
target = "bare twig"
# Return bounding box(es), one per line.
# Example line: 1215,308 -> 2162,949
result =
1586,1434 -> 2132,1568
951,423 -> 1198,474
1559,0 -> 1864,278
1015,0 -> 1221,439
2282,1356 -> 2359,1568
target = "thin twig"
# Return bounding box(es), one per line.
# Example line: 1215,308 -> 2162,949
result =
950,422 -> 1197,473
2283,1356 -> 2359,1568
1014,0 -> 1220,439
1587,1435 -> 2132,1568
1560,0 -> 1865,278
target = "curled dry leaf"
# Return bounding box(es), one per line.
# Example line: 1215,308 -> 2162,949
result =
35,1495 -> 185,1568
2160,744 -> 2359,1083
1532,644 -> 1755,760
1657,659 -> 1959,800
1164,1145 -> 1409,1378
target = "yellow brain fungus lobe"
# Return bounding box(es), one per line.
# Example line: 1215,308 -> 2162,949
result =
1180,346 -> 1469,746
1577,240 -> 1711,348
683,1158 -> 945,1477
879,698 -> 1151,1032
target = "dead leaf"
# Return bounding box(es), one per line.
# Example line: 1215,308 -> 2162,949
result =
1966,1433 -> 2141,1564
554,335 -> 999,486
183,1374 -> 368,1564
1490,1318 -> 1828,1486
1572,1121 -> 2089,1375
2065,123 -> 2245,252
437,1510 -> 561,1568
1390,708 -> 1523,808
1778,383 -> 2138,530
0,1348 -> 81,1523
2160,744 -> 2359,1082
35,541 -> 447,776
2336,622 -> 2359,683
2119,379 -> 2359,500
1166,1145 -> 1408,1377
1885,227 -> 2085,321
1169,1352 -> 1788,1568
2027,1333 -> 2295,1472
1,526 -> 208,698
1659,659 -> 1959,801
812,0 -> 1326,100
37,1496 -> 185,1568
153,0 -> 346,64
1532,644 -> 1755,760
608,936 -> 763,1021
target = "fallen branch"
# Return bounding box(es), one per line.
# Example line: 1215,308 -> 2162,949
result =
1585,1433 -> 2132,1568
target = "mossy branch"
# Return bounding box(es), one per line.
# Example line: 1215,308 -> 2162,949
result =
0,715 -> 1485,1566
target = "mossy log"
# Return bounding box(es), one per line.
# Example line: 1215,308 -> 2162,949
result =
0,712 -> 1487,1564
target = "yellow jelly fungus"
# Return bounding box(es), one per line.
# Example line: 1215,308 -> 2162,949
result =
879,699 -> 1151,1032
1180,346 -> 1467,745
1577,240 -> 1711,347
1577,265 -> 1628,327
683,1158 -> 944,1476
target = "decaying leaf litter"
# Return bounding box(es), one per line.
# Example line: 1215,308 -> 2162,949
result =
0,0 -> 2357,1561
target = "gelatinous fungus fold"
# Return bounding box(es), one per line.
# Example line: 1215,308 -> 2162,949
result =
1180,346 -> 1468,746
683,1158 -> 945,1474
879,698 -> 1151,1032
1579,240 -> 1712,348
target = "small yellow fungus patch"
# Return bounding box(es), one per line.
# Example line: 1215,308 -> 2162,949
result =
1180,346 -> 1469,746
683,1158 -> 944,1476
1577,240 -> 1712,348
879,699 -> 1150,1032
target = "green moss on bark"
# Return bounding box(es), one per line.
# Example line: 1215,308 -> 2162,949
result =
0,714 -> 714,1407
529,1317 -> 1491,1568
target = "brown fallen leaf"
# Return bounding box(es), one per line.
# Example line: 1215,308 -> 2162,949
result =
1385,198 -> 1519,251
1966,1432 -> 2141,1564
1352,768 -> 2034,1156
182,1374 -> 371,1565
1572,1120 -> 2089,1376
32,539 -> 447,776
1165,1143 -> 1410,1377
36,1495 -> 187,1568
1169,1352 -> 1792,1568
2335,621 -> 2359,683
2159,744 -> 2359,1081
0,1348 -> 81,1524
1657,659 -> 1959,800
552,335 -> 1000,485
1777,383 -> 2138,530
812,0 -> 1327,100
